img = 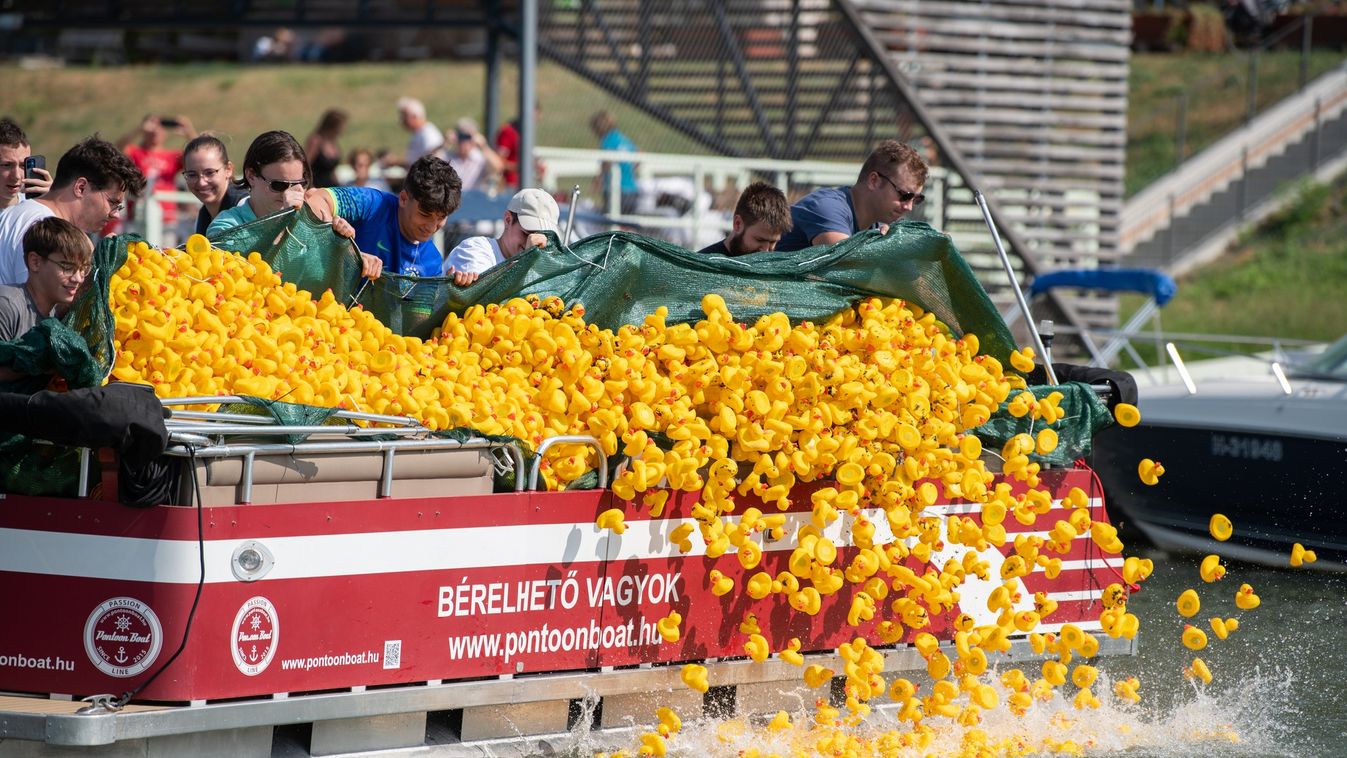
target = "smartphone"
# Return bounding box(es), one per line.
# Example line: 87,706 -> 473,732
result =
159,117 -> 180,128
23,155 -> 45,180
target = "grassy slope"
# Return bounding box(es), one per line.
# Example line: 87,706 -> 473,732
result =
0,60 -> 708,162
1126,50 -> 1343,197
1120,172 -> 1347,347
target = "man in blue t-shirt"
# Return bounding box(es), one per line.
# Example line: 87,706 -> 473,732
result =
776,139 -> 928,252
304,155 -> 462,278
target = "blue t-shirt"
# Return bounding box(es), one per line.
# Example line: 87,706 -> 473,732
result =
775,186 -> 857,252
326,186 -> 443,277
599,129 -> 639,195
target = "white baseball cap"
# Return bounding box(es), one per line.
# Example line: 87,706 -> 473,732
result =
507,188 -> 560,234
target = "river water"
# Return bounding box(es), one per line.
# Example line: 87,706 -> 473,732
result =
562,546 -> 1346,757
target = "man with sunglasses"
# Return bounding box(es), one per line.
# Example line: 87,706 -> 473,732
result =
0,137 -> 144,286
775,139 -> 928,253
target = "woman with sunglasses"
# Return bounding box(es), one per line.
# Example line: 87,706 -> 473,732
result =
206,130 -> 311,236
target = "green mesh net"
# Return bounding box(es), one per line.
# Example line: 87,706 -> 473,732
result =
0,234 -> 129,495
973,383 -> 1113,467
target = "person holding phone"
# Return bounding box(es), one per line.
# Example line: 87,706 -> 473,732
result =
774,139 -> 928,252
443,118 -> 503,193
117,114 -> 197,236
0,119 -> 53,209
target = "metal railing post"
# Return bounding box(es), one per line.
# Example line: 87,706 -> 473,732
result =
1237,147 -> 1249,219
1300,16 -> 1313,90
1246,50 -> 1259,124
1174,91 -> 1188,166
1164,192 -> 1176,264
1310,97 -> 1322,170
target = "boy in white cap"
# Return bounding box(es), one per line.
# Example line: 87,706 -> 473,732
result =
444,188 -> 559,285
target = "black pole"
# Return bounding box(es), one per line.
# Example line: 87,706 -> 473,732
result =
484,22 -> 502,140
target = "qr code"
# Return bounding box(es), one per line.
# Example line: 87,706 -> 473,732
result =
383,640 -> 402,670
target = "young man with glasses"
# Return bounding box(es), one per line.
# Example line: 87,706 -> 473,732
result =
0,217 -> 93,345
775,139 -> 928,252
0,137 -> 144,286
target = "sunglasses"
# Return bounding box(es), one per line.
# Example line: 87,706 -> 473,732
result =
875,172 -> 925,206
260,175 -> 308,193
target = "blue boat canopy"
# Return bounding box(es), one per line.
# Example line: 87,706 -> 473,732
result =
1028,268 -> 1177,307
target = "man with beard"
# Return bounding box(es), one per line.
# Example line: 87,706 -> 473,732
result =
696,182 -> 791,257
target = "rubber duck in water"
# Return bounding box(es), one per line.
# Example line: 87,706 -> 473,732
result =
1200,554 -> 1226,582
1185,657 -> 1213,685
1210,616 -> 1239,640
1113,676 -> 1142,704
1176,588 -> 1201,618
655,707 -> 681,737
1291,542 -> 1318,567
1209,513 -> 1233,542
1182,624 -> 1208,651
680,663 -> 708,693
1236,583 -> 1261,610
1137,458 -> 1165,486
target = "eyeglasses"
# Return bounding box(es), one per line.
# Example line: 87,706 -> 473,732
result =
183,168 -> 225,181
260,175 -> 308,193
875,172 -> 925,206
47,257 -> 92,278
102,192 -> 126,214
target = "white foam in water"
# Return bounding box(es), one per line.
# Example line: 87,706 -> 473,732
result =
550,663 -> 1301,757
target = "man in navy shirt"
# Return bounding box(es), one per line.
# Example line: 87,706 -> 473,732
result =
305,154 -> 462,278
775,140 -> 928,252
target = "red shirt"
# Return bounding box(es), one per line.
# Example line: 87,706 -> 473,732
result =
495,122 -> 519,188
125,144 -> 184,225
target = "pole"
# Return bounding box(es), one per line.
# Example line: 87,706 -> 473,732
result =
519,0 -> 538,189
974,190 -> 1057,385
563,184 -> 580,244
484,22 -> 502,140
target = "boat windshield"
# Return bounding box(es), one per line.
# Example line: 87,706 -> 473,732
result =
1291,334 -> 1347,380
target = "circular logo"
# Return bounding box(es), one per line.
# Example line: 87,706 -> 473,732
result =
230,596 -> 279,676
84,597 -> 163,678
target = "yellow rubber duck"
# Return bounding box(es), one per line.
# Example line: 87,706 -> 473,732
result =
803,664 -> 834,689
1176,588 -> 1201,618
767,711 -> 791,731
656,612 -> 681,643
1182,624 -> 1208,651
1210,616 -> 1239,640
1137,458 -> 1165,486
1123,556 -> 1155,584
1112,402 -> 1141,427
596,508 -> 627,534
707,570 -> 734,597
1290,542 -> 1318,567
1113,676 -> 1141,704
637,732 -> 667,757
780,637 -> 804,666
745,571 -> 773,600
1236,583 -> 1261,610
655,706 -> 681,737
744,633 -> 770,663
680,663 -> 709,693
1200,554 -> 1226,582
1212,514 -> 1233,543
1185,657 -> 1213,685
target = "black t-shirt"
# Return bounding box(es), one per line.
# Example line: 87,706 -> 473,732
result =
697,239 -> 734,257
196,184 -> 249,236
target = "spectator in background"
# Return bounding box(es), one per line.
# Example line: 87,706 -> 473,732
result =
305,154 -> 462,280
397,97 -> 444,166
252,27 -> 295,62
775,139 -> 927,252
444,118 -> 503,193
0,137 -> 144,286
305,109 -> 347,189
346,148 -> 389,193
0,119 -> 53,208
117,114 -> 197,232
494,102 -> 543,190
0,217 -> 93,343
206,130 -> 310,235
182,134 -> 245,236
589,110 -> 638,215
445,188 -> 558,284
697,182 -> 792,257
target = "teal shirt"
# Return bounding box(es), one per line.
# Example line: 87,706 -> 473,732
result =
205,198 -> 258,236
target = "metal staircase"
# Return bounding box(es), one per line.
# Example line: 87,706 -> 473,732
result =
536,0 -> 1115,344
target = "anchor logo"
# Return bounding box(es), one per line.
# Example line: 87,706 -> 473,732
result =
115,647 -> 128,664
85,597 -> 162,679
